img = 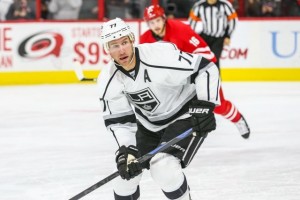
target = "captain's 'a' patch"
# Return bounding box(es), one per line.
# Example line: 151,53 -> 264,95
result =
126,88 -> 160,112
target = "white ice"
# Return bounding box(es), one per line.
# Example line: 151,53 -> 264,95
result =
0,82 -> 300,200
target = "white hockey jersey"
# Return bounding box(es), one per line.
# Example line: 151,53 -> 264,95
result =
97,42 -> 220,146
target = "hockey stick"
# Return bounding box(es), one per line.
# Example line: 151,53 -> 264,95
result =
69,127 -> 194,200
73,61 -> 97,82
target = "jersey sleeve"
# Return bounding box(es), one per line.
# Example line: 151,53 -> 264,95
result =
139,33 -> 146,44
175,47 -> 220,105
195,61 -> 220,105
179,23 -> 217,63
164,43 -> 220,105
223,0 -> 238,38
140,30 -> 155,44
188,2 -> 202,33
97,64 -> 137,147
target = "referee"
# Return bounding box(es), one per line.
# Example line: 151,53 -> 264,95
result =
188,0 -> 238,68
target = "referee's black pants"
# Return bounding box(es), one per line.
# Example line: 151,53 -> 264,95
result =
200,34 -> 225,68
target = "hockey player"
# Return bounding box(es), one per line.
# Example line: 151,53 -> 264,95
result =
98,18 -> 220,200
140,4 -> 250,139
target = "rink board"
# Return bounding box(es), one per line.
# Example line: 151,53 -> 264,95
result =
1,68 -> 300,85
0,20 -> 300,85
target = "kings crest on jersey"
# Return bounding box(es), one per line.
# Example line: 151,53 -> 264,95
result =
97,42 -> 220,135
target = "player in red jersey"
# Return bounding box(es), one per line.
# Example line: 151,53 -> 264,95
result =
140,6 -> 216,63
140,4 -> 250,139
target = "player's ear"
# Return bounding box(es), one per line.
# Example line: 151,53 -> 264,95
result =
129,33 -> 135,43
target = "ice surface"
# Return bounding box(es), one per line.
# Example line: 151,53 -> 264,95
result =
0,82 -> 300,200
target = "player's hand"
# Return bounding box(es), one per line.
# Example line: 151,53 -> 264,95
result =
115,145 -> 142,180
224,37 -> 231,46
189,100 -> 216,137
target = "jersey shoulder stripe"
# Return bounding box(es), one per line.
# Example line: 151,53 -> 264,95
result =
140,60 -> 194,72
104,112 -> 136,128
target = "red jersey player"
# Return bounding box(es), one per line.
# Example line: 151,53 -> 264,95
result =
140,4 -> 250,139
140,6 -> 216,63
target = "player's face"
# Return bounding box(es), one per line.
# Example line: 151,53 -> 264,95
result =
148,17 -> 166,37
108,36 -> 135,70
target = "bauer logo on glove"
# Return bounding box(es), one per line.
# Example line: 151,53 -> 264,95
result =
189,108 -> 210,114
189,100 -> 216,136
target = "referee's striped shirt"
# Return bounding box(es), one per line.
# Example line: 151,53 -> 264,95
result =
188,0 -> 238,38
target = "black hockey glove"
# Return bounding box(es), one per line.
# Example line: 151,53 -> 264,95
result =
115,145 -> 142,180
189,100 -> 216,137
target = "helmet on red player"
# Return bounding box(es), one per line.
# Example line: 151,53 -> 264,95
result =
143,4 -> 165,21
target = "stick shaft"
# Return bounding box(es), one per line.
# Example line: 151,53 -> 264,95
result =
69,128 -> 193,200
